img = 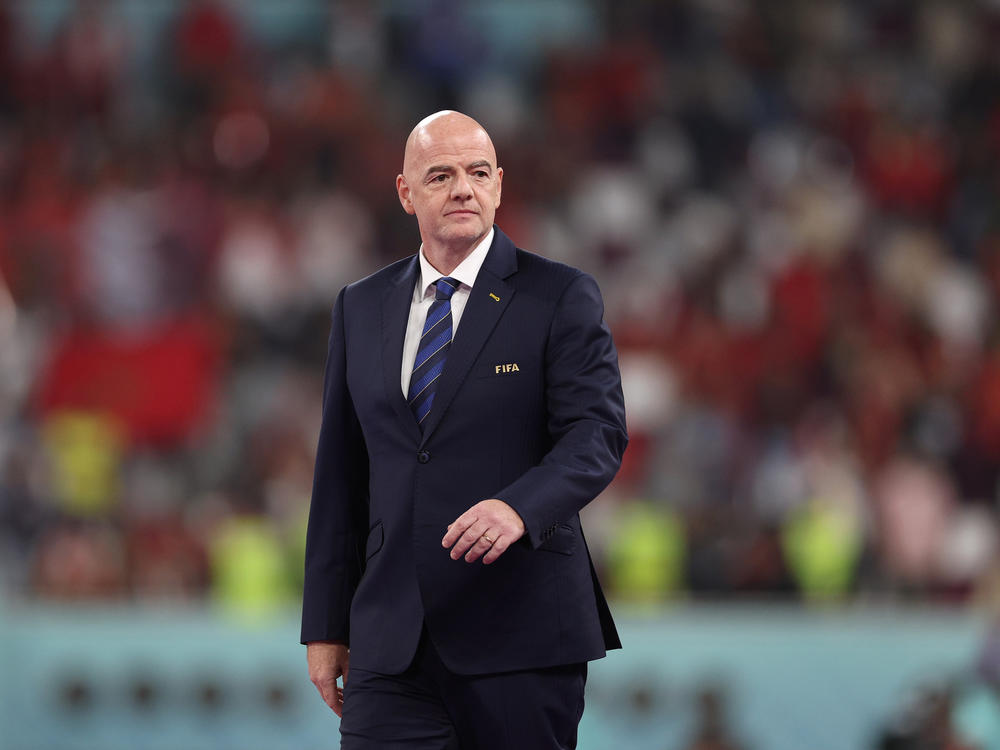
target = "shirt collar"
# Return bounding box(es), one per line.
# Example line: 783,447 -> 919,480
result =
416,228 -> 495,300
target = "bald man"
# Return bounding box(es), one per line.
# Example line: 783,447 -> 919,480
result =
302,111 -> 627,749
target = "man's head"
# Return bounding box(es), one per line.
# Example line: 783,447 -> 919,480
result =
396,111 -> 502,261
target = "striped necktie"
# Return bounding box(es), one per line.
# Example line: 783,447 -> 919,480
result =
408,277 -> 460,428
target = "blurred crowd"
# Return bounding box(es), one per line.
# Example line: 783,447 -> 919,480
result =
1,0 -> 1000,614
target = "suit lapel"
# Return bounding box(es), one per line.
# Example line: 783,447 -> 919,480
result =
381,256 -> 423,444
419,229 -> 518,446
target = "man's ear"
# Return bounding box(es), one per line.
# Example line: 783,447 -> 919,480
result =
396,174 -> 415,215
494,166 -> 503,208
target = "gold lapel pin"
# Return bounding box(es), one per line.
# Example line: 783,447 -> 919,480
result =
489,292 -> 501,302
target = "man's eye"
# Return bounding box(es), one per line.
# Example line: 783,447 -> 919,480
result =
433,174 -> 448,182
474,171 -> 488,178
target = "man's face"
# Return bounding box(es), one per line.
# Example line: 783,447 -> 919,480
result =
397,116 -> 503,256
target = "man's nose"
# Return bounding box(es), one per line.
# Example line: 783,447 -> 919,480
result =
450,173 -> 473,200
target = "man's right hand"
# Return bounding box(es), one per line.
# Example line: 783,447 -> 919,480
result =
307,640 -> 350,716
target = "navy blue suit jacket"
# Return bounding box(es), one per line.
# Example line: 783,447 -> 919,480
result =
301,227 -> 627,676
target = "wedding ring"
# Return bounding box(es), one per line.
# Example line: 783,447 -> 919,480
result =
481,534 -> 496,544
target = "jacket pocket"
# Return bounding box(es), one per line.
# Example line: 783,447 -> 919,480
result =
537,523 -> 576,555
365,521 -> 384,560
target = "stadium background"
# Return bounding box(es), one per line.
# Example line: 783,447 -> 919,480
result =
2,0 -> 1000,748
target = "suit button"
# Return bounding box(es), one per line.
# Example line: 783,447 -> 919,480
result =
417,451 -> 430,464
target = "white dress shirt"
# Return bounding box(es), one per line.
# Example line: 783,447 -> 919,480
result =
400,229 -> 494,397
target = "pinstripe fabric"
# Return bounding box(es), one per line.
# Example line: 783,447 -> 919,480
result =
408,277 -> 460,428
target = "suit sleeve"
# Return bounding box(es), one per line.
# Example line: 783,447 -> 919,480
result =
300,287 -> 369,644
496,272 -> 628,548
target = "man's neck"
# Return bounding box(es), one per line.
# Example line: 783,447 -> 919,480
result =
422,238 -> 482,276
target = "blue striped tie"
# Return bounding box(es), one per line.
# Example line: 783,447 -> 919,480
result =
408,277 -> 460,428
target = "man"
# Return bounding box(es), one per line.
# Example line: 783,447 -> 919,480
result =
302,110 -> 627,749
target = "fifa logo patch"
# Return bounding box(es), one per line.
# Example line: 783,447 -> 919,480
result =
495,363 -> 520,374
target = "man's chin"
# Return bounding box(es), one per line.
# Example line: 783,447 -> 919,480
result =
440,225 -> 485,245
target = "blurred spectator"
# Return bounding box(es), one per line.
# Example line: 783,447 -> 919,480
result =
50,0 -> 129,121
952,625 -> 1000,749
31,518 -> 126,600
125,508 -> 209,600
41,410 -> 123,516
1,0 -> 1000,611
876,683 -> 976,750
874,456 -> 958,592
169,0 -> 246,115
607,500 -> 685,604
327,0 -> 387,82
0,1 -> 15,115
209,505 -> 294,620
682,682 -> 747,750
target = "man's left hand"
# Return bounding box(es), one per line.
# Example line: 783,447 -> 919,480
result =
442,499 -> 525,564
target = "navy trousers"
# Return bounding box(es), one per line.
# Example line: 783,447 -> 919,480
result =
340,630 -> 587,749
